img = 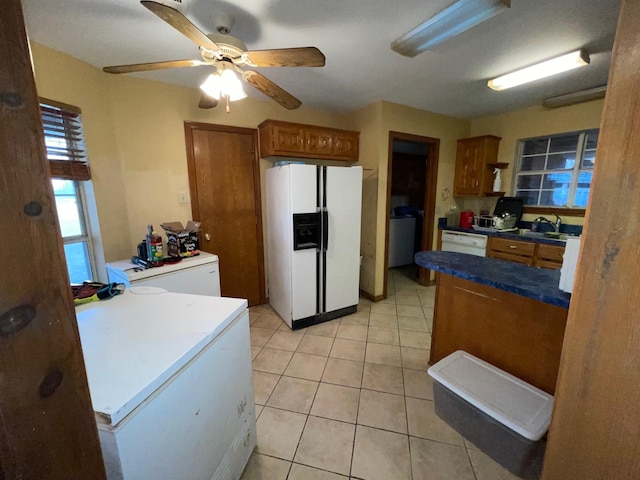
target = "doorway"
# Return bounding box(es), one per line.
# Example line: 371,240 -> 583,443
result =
384,132 -> 439,297
184,122 -> 266,306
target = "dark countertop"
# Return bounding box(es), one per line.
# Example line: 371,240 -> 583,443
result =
441,226 -> 568,246
415,251 -> 571,308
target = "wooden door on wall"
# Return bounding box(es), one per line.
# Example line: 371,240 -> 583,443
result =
184,122 -> 266,306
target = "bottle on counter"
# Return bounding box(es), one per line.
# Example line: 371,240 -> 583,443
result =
146,225 -> 164,267
493,168 -> 502,192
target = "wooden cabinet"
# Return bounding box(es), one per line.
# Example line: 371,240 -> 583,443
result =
259,120 -> 359,161
453,135 -> 503,196
488,236 -> 565,269
536,244 -> 565,268
430,273 -> 568,394
265,123 -> 305,155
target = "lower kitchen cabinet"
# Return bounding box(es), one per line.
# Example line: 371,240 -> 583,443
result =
535,243 -> 565,268
430,273 -> 568,394
488,237 -> 564,269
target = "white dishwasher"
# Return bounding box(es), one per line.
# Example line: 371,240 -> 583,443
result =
106,252 -> 221,296
441,230 -> 488,257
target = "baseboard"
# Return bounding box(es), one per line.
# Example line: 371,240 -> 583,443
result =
359,289 -> 386,303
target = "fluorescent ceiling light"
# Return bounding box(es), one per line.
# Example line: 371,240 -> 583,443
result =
391,0 -> 510,57
543,85 -> 607,109
488,50 -> 590,91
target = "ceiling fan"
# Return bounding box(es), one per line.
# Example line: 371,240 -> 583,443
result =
103,1 -> 325,110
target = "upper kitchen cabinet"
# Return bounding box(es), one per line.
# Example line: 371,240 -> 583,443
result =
259,120 -> 359,161
453,135 -> 504,197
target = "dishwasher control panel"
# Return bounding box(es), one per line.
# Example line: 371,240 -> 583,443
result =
441,231 -> 488,257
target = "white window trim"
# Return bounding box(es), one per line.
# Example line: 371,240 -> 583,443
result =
513,129 -> 597,208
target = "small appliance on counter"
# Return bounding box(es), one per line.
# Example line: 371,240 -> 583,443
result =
459,210 -> 475,229
472,197 -> 524,233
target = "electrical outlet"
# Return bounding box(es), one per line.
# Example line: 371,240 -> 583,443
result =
178,192 -> 189,204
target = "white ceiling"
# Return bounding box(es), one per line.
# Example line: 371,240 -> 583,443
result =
21,0 -> 621,119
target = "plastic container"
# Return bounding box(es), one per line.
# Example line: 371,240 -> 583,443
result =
428,351 -> 553,479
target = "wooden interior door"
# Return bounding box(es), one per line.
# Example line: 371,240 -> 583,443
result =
185,122 -> 266,306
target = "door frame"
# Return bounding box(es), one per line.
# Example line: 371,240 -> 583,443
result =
184,121 -> 267,305
383,131 -> 440,297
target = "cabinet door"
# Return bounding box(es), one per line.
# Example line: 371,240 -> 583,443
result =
454,139 -> 484,195
272,124 -> 306,154
490,237 -> 537,256
535,258 -> 562,270
333,131 -> 359,160
490,250 -> 535,266
305,129 -> 333,156
537,244 -> 565,262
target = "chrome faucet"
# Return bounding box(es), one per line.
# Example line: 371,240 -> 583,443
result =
534,215 -> 561,233
554,214 -> 562,232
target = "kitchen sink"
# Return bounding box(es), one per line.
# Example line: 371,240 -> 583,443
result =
519,230 -> 568,242
520,231 -> 546,238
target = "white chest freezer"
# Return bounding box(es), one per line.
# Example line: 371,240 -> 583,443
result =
76,291 -> 255,480
106,252 -> 221,296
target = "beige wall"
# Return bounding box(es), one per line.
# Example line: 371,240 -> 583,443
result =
468,99 -> 604,224
33,42 -> 601,300
349,101 -> 471,297
31,43 -> 351,284
345,103 -> 383,296
31,43 -> 131,268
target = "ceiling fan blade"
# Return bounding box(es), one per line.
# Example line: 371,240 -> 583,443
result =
141,1 -> 220,51
243,47 -> 325,67
242,70 -> 301,110
198,93 -> 218,109
103,59 -> 206,74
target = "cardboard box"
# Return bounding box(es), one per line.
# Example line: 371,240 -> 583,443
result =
160,221 -> 201,257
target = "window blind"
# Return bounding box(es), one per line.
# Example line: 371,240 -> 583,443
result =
40,99 -> 91,181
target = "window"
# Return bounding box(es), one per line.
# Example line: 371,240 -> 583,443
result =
41,99 -> 96,283
514,129 -> 598,208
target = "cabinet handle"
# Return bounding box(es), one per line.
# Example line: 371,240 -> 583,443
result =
509,245 -> 516,249
204,233 -> 211,241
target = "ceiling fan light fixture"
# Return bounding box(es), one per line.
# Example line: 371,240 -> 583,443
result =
391,0 -> 510,57
488,49 -> 590,91
200,74 -> 222,100
220,69 -> 247,101
200,70 -> 247,103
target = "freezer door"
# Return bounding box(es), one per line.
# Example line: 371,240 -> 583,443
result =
290,165 -> 318,321
323,166 -> 363,312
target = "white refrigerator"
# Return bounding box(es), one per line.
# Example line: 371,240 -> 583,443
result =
266,164 -> 362,329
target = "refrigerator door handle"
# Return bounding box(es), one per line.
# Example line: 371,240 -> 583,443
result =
322,209 -> 329,251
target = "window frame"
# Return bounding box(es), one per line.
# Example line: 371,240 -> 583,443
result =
513,129 -> 597,214
41,98 -> 97,283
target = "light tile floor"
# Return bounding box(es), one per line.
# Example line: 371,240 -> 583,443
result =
242,266 -> 522,480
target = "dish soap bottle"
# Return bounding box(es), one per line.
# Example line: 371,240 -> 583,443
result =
146,225 -> 164,267
493,168 -> 502,192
